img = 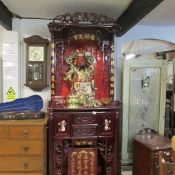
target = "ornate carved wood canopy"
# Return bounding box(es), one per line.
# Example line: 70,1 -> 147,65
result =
48,12 -> 117,34
53,12 -> 116,24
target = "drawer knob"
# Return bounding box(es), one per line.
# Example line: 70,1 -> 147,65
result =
24,161 -> 29,169
23,129 -> 28,137
23,144 -> 29,152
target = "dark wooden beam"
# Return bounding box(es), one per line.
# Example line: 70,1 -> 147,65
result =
0,1 -> 12,30
116,0 -> 164,37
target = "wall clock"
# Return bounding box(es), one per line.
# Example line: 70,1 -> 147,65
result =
24,35 -> 49,91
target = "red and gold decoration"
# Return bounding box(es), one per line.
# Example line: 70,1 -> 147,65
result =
48,12 -> 120,175
48,12 -> 116,108
68,148 -> 97,175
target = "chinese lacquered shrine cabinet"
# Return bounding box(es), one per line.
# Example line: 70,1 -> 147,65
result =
48,12 -> 121,175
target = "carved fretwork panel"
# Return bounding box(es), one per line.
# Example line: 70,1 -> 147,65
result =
54,140 -> 72,175
98,139 -> 114,175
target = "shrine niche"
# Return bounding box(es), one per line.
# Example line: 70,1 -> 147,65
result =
48,12 -> 116,109
48,12 -> 121,175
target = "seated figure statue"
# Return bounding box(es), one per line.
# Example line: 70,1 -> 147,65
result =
64,49 -> 100,107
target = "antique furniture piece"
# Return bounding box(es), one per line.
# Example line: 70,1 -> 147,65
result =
24,35 -> 49,91
133,128 -> 172,175
48,12 -> 120,175
0,117 -> 47,175
172,136 -> 175,175
122,58 -> 166,164
158,135 -> 175,175
164,58 -> 175,138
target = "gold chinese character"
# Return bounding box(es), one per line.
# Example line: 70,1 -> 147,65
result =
90,34 -> 95,40
83,159 -> 88,164
90,161 -> 94,166
51,59 -> 54,64
51,75 -> 55,81
73,35 -> 78,40
78,155 -> 82,159
84,153 -> 88,159
89,152 -> 94,156
77,34 -> 83,40
84,164 -> 88,170
77,165 -> 82,171
84,170 -> 89,175
51,83 -> 55,88
77,160 -> 82,165
110,90 -> 114,95
84,33 -> 90,40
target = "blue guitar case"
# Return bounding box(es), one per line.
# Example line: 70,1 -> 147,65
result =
0,95 -> 43,113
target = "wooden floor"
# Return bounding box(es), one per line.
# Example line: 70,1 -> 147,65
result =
122,171 -> 132,175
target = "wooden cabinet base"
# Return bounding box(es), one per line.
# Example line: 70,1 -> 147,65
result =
48,106 -> 121,175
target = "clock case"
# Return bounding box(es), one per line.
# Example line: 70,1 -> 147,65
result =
24,35 -> 49,91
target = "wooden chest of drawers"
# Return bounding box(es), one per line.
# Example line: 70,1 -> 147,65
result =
0,118 -> 47,175
133,130 -> 172,175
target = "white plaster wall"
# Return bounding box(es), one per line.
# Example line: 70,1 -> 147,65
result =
0,25 -> 6,102
115,25 -> 175,101
121,25 -> 175,44
0,26 -> 3,102
12,18 -> 52,111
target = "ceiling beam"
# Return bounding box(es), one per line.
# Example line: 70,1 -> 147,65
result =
116,0 -> 164,37
0,1 -> 12,30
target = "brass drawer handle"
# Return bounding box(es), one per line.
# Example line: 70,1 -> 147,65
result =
23,144 -> 29,152
23,129 -> 29,137
23,161 -> 29,169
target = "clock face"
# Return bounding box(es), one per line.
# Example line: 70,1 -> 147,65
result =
29,46 -> 44,61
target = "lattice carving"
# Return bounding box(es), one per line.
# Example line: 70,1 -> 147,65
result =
74,115 -> 96,124
73,127 -> 96,136
53,12 -> 116,24
55,145 -> 62,175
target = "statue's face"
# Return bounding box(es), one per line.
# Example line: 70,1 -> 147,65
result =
79,63 -> 86,69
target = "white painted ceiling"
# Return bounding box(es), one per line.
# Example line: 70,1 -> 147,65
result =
1,0 -> 175,26
139,0 -> 175,26
1,0 -> 132,19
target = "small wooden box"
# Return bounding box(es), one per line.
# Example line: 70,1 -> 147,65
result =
133,129 -> 172,175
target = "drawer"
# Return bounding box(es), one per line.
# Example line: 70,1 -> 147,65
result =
72,112 -> 98,124
9,126 -> 43,139
0,126 -> 7,138
0,156 -> 44,172
72,124 -> 98,137
0,140 -> 43,155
